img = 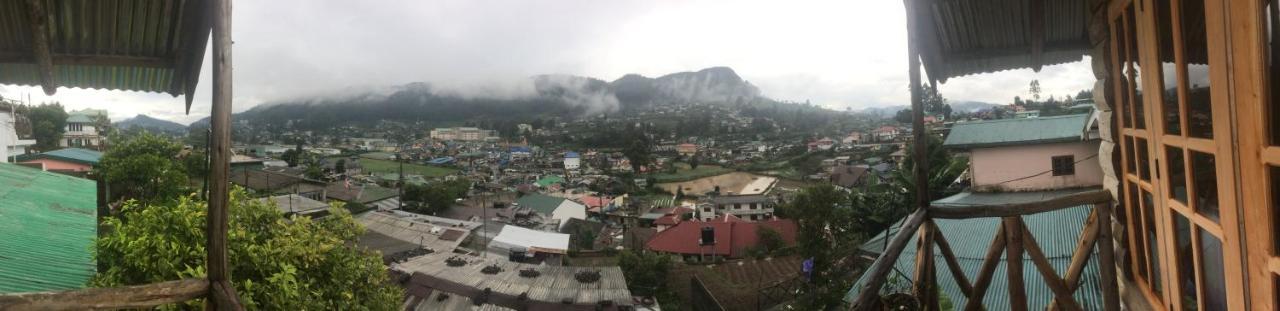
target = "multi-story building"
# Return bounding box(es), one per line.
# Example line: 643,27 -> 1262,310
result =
429,127 -> 498,142
60,109 -> 107,149
699,194 -> 775,222
0,106 -> 35,162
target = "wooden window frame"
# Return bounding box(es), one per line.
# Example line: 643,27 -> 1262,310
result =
1052,155 -> 1076,176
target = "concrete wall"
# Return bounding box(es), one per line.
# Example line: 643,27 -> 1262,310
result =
970,140 -> 1103,192
21,158 -> 91,172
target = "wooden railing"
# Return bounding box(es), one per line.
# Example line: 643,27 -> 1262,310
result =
847,189 -> 1121,311
0,279 -> 209,311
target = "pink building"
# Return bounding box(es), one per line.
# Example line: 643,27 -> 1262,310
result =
16,147 -> 102,176
943,114 -> 1100,192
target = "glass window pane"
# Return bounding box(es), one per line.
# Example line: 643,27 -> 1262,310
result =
1138,138 -> 1152,181
1144,190 -> 1162,294
1183,0 -> 1213,139
1199,230 -> 1227,311
1157,0 -> 1181,135
1273,166 -> 1280,254
1131,182 -> 1149,280
1127,7 -> 1147,130
1126,136 -> 1138,175
1191,151 -> 1219,222
1174,213 -> 1197,310
1168,147 -> 1187,204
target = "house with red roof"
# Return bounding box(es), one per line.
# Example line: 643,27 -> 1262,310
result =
645,216 -> 798,260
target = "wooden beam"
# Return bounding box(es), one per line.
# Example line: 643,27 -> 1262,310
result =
962,225 -> 1005,311
848,208 -> 928,309
1029,0 -> 1045,71
1062,208 -> 1101,290
205,0 -> 242,310
1021,224 -> 1084,311
0,278 -> 209,311
927,189 -> 1113,219
905,0 -> 930,219
1095,202 -> 1121,311
0,52 -> 175,68
912,224 -> 936,309
23,0 -> 56,95
1004,217 -> 1027,311
932,221 -> 973,297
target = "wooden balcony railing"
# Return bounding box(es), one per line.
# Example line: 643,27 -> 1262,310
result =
847,189 -> 1121,311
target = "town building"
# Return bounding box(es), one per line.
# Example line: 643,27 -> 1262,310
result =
676,143 -> 699,157
843,131 -> 864,145
429,127 -> 498,142
700,194 -> 775,221
60,109 -> 107,149
871,126 -> 900,142
563,151 -> 580,170
514,194 -> 587,231
15,147 -> 102,176
646,215 -> 797,260
944,114 -> 1101,192
0,107 -> 35,163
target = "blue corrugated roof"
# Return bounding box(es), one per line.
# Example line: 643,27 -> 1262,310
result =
943,114 -> 1090,149
848,189 -> 1105,310
565,151 -> 580,158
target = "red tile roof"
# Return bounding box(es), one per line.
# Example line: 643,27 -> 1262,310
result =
645,218 -> 798,258
655,215 -> 679,226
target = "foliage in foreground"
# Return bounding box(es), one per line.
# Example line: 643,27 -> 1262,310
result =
778,185 -> 869,309
96,132 -> 194,204
91,189 -> 402,310
617,250 -> 682,310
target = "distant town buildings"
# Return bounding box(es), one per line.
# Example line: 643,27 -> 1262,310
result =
60,109 -> 107,149
429,127 -> 498,142
563,151 -> 580,170
700,194 -> 776,221
676,143 -> 698,157
0,107 -> 35,162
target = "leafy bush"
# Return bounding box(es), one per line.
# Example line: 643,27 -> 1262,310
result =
91,188 -> 402,310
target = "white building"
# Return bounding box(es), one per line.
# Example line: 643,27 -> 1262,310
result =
563,151 -> 580,170
60,109 -> 107,148
0,108 -> 36,163
429,127 -> 498,142
701,195 -> 776,222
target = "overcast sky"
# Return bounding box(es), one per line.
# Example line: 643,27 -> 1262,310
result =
0,0 -> 1094,125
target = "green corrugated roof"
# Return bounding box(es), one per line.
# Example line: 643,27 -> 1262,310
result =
0,163 -> 98,293
21,148 -> 103,165
516,194 -> 565,215
847,189 -> 1105,310
65,114 -> 93,123
943,114 -> 1090,149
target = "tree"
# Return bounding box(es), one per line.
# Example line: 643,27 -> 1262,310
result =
776,185 -> 865,309
28,103 -> 67,152
622,127 -> 653,173
688,155 -> 700,170
894,109 -> 914,124
1030,79 -> 1042,102
756,226 -> 785,254
402,180 -> 470,215
617,250 -> 672,298
893,135 -> 968,202
96,132 -> 191,204
334,159 -> 346,175
92,189 -> 402,310
281,149 -> 301,167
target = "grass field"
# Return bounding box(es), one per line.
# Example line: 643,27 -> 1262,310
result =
355,158 -> 457,177
647,163 -> 734,183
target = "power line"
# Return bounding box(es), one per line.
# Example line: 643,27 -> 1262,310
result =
989,153 -> 1099,186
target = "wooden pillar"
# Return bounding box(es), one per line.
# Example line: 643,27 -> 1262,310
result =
23,0 -> 56,95
904,0 -> 930,215
1004,217 -> 1027,311
206,0 -> 242,309
1095,203 -> 1121,311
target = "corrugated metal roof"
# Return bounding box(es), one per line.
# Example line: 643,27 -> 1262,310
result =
913,0 -> 1091,82
943,114 -> 1090,149
515,194 -> 564,215
64,114 -> 91,123
18,147 -> 103,165
847,189 -> 1105,310
0,163 -> 97,293
0,0 -> 210,107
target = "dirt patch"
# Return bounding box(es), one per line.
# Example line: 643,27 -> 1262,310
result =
656,172 -> 774,196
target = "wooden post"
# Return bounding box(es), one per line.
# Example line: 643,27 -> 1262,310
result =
206,0 -> 242,309
1004,217 -> 1027,311
849,208 -> 928,309
23,0 -> 56,95
912,225 -> 936,309
1021,225 -> 1083,311
904,0 -> 930,218
1095,203 -> 1121,311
